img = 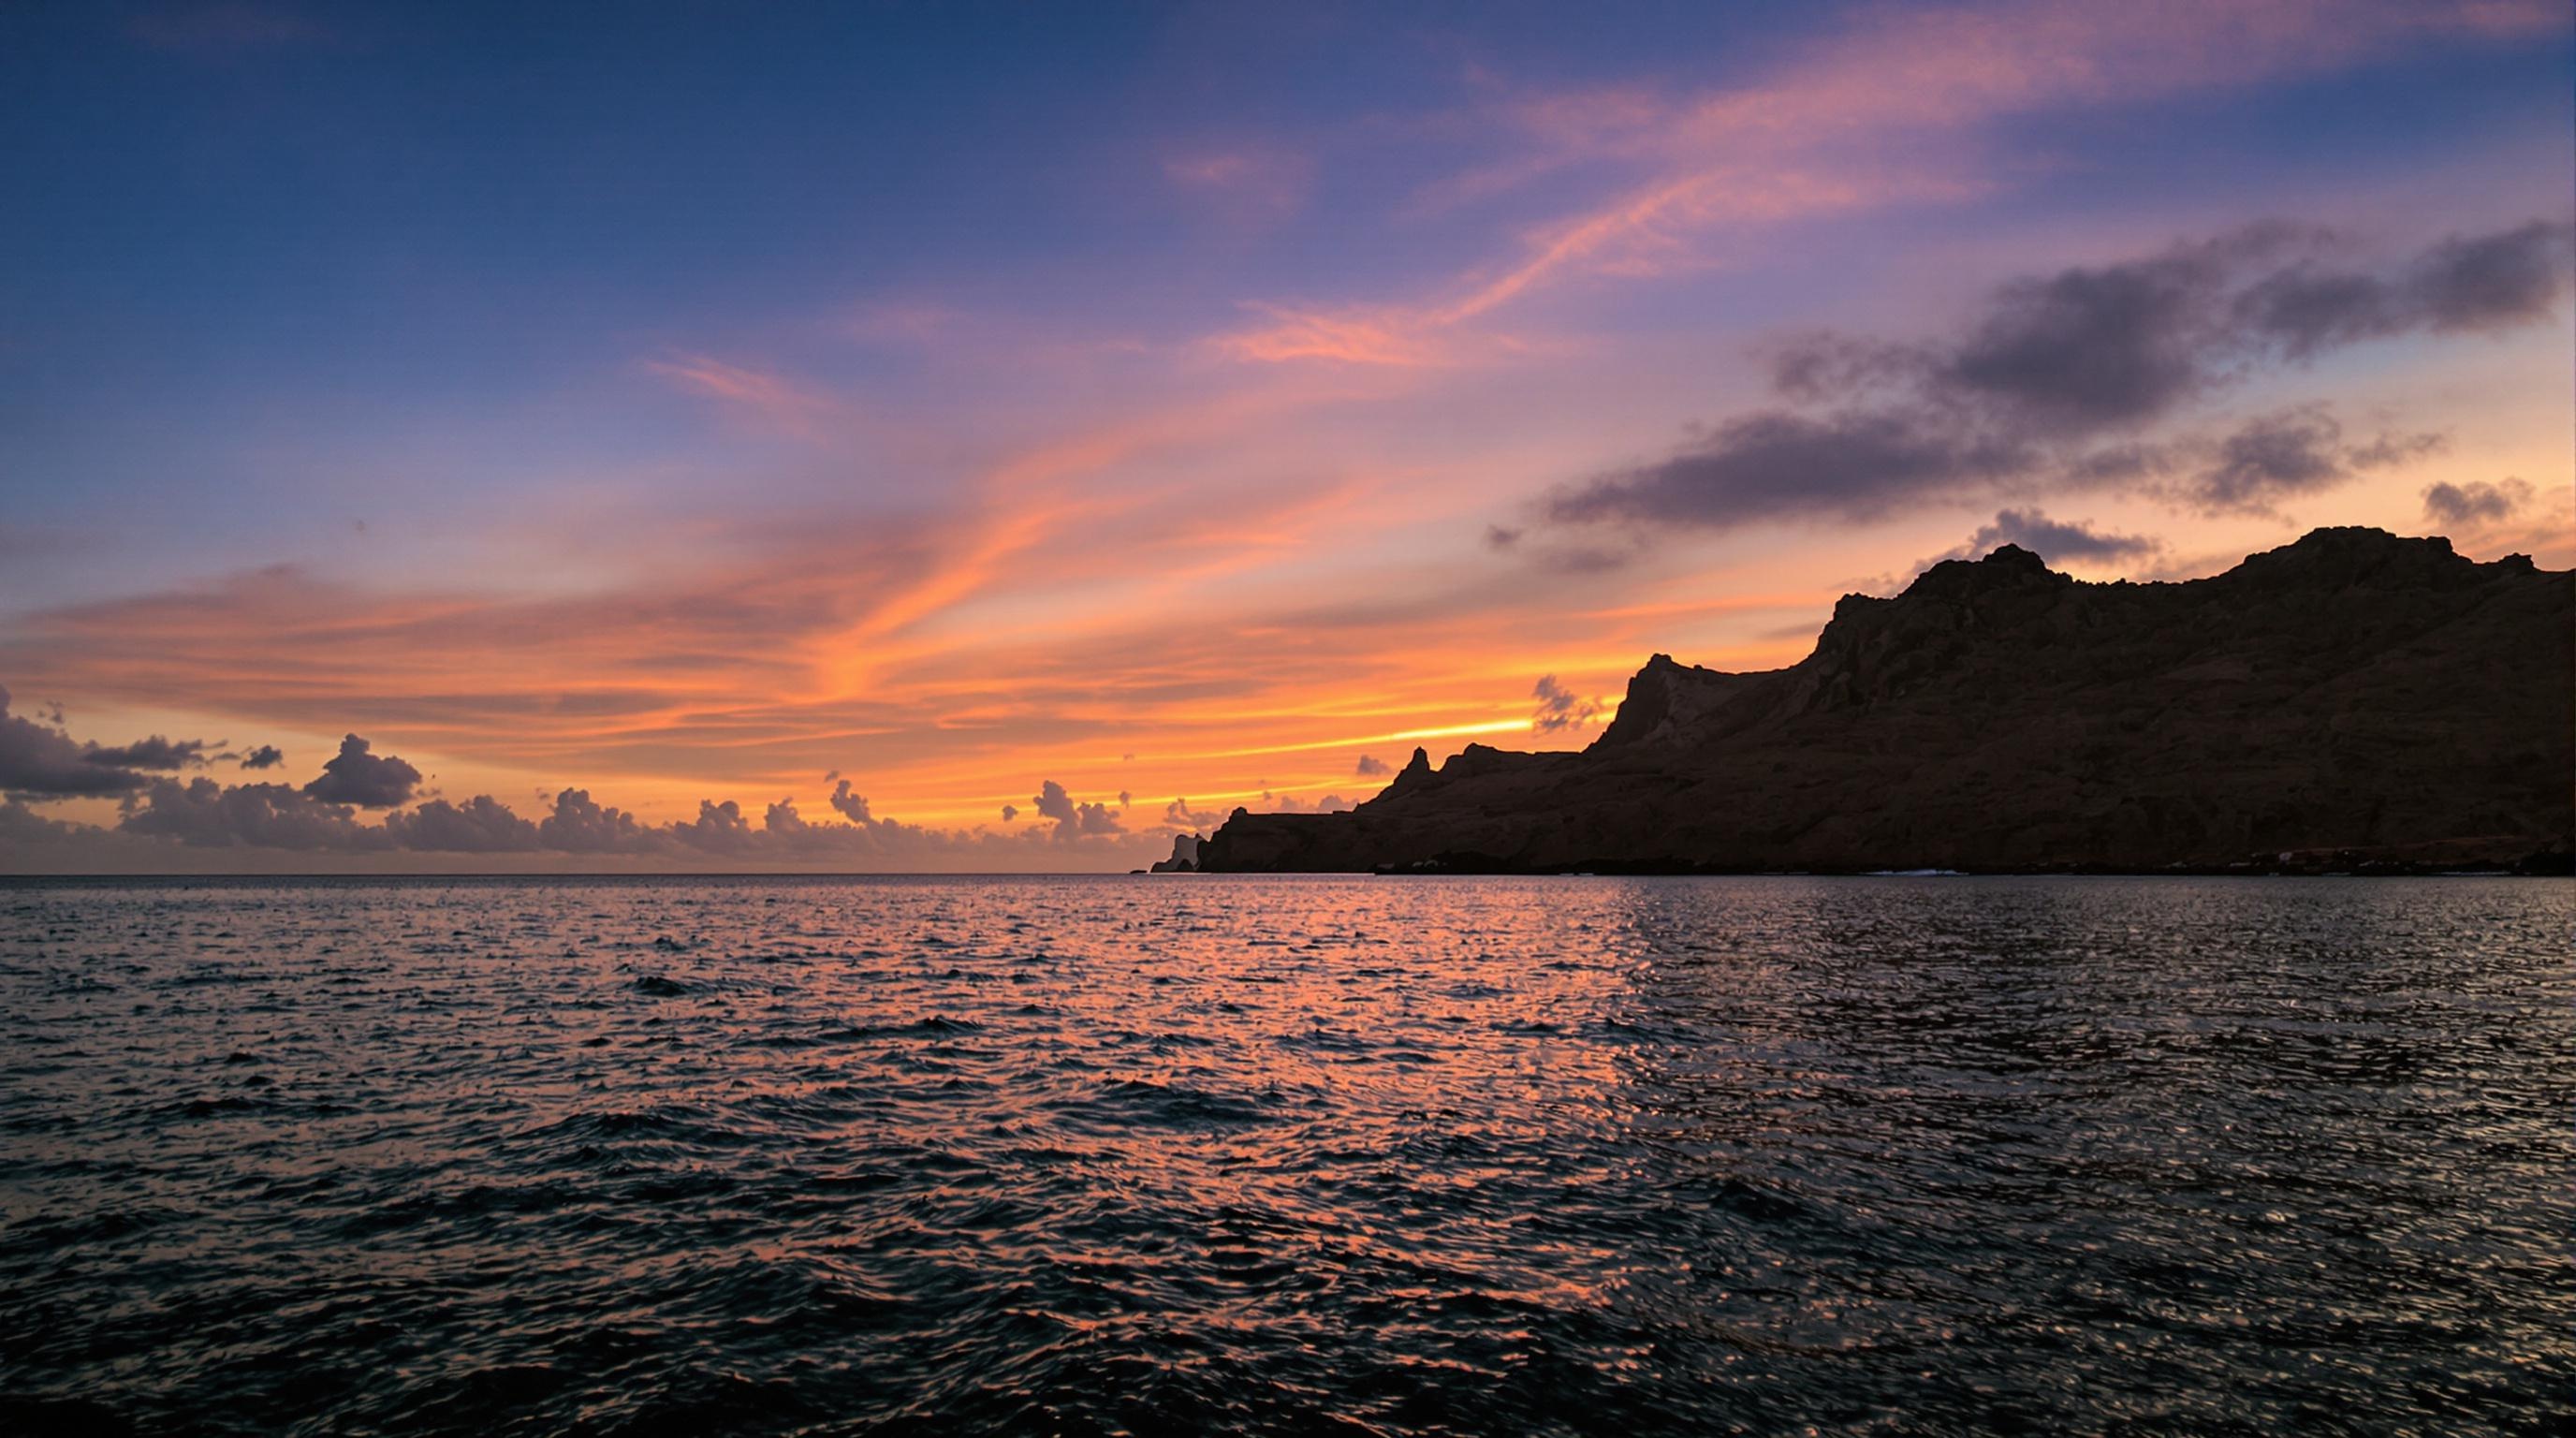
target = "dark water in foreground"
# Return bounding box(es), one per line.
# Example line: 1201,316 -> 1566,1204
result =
1,876 -> 2568,1436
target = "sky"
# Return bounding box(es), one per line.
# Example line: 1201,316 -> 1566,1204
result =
1,0 -> 2570,872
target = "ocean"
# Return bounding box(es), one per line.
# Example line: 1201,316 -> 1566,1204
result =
2,875 -> 2568,1435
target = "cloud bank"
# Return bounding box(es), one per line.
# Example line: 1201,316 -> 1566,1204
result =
0,694 -> 1175,872
1540,221 -> 2570,541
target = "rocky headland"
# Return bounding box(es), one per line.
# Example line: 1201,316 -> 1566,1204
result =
1195,528 -> 2573,874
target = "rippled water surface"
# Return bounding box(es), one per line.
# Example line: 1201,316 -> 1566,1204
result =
2,876 -> 2569,1436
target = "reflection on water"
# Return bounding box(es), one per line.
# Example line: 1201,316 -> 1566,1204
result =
1,876 -> 2567,1435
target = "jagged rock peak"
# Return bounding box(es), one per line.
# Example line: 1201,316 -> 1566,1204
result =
1383,746 -> 1436,796
1596,652 -> 1734,749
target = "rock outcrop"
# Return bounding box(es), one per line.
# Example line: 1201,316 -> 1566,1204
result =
1197,529 -> 2574,874
1149,833 -> 1203,873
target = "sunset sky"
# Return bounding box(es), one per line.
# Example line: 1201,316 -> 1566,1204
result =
3,0 -> 2570,871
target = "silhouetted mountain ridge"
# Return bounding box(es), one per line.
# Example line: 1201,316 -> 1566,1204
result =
1198,528 -> 2572,873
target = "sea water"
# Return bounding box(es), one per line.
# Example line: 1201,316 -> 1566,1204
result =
2,875 -> 2567,1435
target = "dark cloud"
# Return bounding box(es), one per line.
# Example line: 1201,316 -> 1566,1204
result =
2343,430 -> 2448,471
381,796 -> 539,853
2408,222 -> 2576,333
2228,269 -> 2393,360
84,735 -> 215,770
302,733 -> 422,808
0,687 -> 152,799
1000,802 -> 1019,823
827,780 -> 874,824
1764,330 -> 1922,404
119,778 -> 375,849
1541,221 -> 2567,537
1939,233 -> 2266,433
1032,779 -> 1124,842
1530,675 -> 1603,734
238,744 -> 285,770
3,699 -> 1166,870
2173,407 -> 2441,516
2183,408 -> 2349,514
2222,223 -> 2574,358
0,800 -> 84,845
2422,477 -> 2536,528
1354,754 -> 1393,778
1032,781 -> 1076,825
537,787 -> 651,853
668,800 -> 757,854
1924,509 -> 2159,571
1548,410 -> 2031,530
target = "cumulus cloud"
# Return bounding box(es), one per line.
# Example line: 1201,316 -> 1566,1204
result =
537,787 -> 652,854
0,800 -> 86,845
302,733 -> 422,808
827,780 -> 873,824
1354,754 -> 1393,778
120,778 -> 375,850
1000,803 -> 1019,823
381,795 -> 539,853
668,799 -> 758,854
1032,779 -> 1077,825
238,744 -> 285,770
0,687 -> 154,799
1032,778 -> 1125,842
1540,221 -> 2569,538
1531,674 -> 1603,734
101,777 -> 1147,863
2422,477 -> 2536,528
1,698 -> 1170,871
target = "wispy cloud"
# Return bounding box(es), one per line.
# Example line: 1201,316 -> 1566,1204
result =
1164,146 -> 1315,226
1220,0 -> 2569,368
643,353 -> 838,435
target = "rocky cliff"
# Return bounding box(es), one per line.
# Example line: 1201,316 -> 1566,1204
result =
1197,529 -> 2573,873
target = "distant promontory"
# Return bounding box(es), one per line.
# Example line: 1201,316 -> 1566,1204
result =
1196,529 -> 2574,874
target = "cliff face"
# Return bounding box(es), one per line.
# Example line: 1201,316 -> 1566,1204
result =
1197,529 -> 2574,873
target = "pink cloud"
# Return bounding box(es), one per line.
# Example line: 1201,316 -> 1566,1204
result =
643,353 -> 837,435
1222,0 -> 2571,367
1162,145 -> 1316,226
